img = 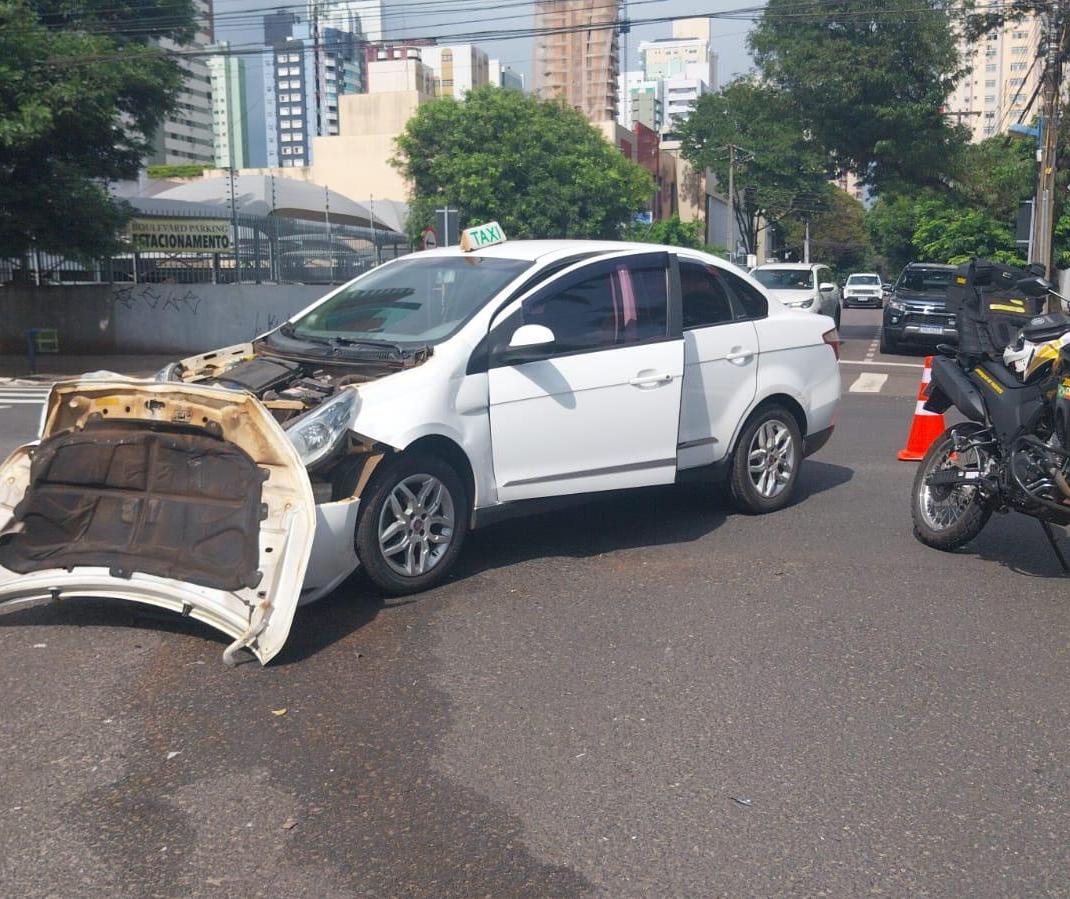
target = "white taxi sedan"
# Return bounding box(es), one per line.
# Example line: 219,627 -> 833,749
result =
0,230 -> 840,664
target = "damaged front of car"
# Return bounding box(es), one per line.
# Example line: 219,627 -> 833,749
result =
0,242 -> 534,665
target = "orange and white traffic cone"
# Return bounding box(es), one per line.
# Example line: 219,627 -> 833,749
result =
896,356 -> 945,461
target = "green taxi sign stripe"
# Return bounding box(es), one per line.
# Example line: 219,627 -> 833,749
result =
460,221 -> 506,252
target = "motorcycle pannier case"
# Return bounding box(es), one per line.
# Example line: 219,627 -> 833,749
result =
950,259 -> 1046,358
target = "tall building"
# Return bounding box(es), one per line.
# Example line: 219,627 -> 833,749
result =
946,13 -> 1043,141
420,45 -> 491,99
635,18 -> 718,136
489,59 -> 525,91
264,13 -> 366,167
618,71 -> 663,132
533,0 -> 620,122
320,0 -> 384,42
148,0 -> 215,166
207,45 -> 249,169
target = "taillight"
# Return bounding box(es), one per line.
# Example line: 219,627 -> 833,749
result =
823,327 -> 840,359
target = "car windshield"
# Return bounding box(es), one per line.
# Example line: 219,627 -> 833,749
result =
847,274 -> 880,285
753,269 -> 814,290
898,268 -> 952,293
289,255 -> 532,344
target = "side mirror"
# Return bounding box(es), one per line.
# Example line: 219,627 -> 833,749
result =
819,282 -> 835,292
1016,275 -> 1052,297
508,323 -> 555,349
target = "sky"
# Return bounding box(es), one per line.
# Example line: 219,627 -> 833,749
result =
213,0 -> 758,88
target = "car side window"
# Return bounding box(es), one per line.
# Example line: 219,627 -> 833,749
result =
507,257 -> 668,356
721,270 -> 769,321
679,259 -> 734,329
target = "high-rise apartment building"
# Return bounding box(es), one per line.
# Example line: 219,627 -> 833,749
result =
420,45 -> 491,99
263,13 -> 366,167
207,45 -> 249,169
633,18 -> 718,136
533,0 -> 620,122
320,0 -> 384,42
147,0 -> 215,166
618,71 -> 663,132
946,13 -> 1043,141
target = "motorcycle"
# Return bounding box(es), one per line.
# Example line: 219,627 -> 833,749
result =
911,272 -> 1070,570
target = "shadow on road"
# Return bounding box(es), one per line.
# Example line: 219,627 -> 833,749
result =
964,513 -> 1070,579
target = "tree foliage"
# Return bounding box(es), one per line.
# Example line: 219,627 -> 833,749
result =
0,0 -> 195,259
780,187 -> 874,274
393,87 -> 654,241
750,0 -> 968,193
676,78 -> 831,254
627,215 -> 711,250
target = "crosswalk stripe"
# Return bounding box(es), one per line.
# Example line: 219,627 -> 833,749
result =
849,372 -> 889,393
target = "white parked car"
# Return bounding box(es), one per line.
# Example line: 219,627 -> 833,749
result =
842,272 -> 884,309
753,262 -> 842,328
0,231 -> 841,664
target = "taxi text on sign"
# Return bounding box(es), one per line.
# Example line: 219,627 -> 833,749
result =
460,222 -> 506,252
128,218 -> 233,254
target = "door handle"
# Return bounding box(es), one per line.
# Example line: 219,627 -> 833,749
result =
725,348 -> 755,364
629,372 -> 674,388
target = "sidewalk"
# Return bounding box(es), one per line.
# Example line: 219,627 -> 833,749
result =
0,353 -> 177,384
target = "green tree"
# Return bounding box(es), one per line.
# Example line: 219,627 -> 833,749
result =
627,215 -> 708,250
0,0 -> 194,261
750,0 -> 968,193
393,87 -> 654,241
676,78 -> 831,254
912,200 -> 1024,265
780,187 -> 874,274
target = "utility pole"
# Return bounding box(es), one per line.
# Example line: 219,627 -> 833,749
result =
718,144 -> 753,261
1031,9 -> 1064,278
804,219 -> 811,264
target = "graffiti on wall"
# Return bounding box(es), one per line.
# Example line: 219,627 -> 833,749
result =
113,285 -> 204,316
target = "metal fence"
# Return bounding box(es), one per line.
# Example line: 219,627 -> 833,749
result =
1,211 -> 412,287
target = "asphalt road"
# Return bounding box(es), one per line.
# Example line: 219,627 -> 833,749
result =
2,309 -> 1069,897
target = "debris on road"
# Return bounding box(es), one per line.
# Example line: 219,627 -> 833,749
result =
282,817 -> 299,830
730,797 -> 753,807
166,751 -> 181,760
271,708 -> 288,717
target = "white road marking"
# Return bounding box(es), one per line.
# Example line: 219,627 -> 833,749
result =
840,359 -> 924,368
849,372 -> 889,393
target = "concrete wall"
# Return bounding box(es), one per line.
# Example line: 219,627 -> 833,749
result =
1,283 -> 330,356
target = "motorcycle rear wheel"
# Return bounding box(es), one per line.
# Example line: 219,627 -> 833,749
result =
912,425 -> 992,551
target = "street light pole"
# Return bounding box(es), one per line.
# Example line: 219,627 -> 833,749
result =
1031,8 -> 1064,278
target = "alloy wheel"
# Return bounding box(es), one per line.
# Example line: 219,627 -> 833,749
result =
377,473 -> 456,577
748,419 -> 796,499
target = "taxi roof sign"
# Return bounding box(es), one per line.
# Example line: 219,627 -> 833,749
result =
460,221 -> 507,252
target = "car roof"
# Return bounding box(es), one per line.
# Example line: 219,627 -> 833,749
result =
754,262 -> 821,270
904,262 -> 955,270
416,239 -> 661,263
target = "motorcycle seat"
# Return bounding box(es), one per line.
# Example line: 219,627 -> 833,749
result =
1021,312 -> 1070,342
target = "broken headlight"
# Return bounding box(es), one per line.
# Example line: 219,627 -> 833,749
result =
286,389 -> 358,469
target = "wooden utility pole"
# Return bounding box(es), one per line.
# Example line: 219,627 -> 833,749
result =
1031,10 -> 1064,278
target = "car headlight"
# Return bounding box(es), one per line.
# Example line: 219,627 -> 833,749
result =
286,389 -> 358,469
887,298 -> 905,312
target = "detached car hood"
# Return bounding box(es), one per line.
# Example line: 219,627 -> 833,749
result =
0,379 -> 315,666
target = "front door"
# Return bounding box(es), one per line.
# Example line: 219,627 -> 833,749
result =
486,253 -> 684,502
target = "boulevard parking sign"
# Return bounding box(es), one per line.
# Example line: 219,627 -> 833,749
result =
128,218 -> 232,253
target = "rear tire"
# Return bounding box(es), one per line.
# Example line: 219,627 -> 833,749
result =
356,452 -> 469,596
879,329 -> 897,354
728,405 -> 803,514
911,427 -> 991,551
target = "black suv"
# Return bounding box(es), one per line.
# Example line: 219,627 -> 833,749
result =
880,263 -> 957,354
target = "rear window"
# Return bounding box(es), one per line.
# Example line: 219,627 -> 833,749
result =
898,268 -> 953,293
754,269 -> 814,290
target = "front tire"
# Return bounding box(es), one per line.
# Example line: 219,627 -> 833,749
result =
356,452 -> 469,596
911,427 -> 991,551
728,405 -> 803,514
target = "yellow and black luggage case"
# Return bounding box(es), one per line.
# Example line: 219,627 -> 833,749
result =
948,259 -> 1045,358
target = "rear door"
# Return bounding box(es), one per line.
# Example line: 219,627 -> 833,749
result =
485,252 -> 684,501
675,255 -> 759,468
